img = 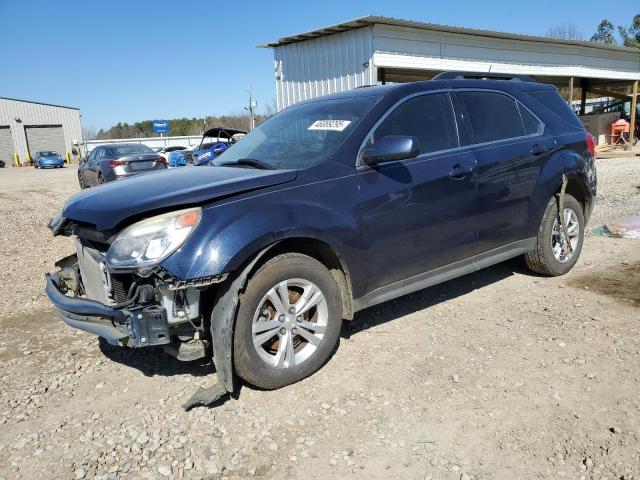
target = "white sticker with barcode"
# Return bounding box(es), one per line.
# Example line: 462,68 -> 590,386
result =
308,120 -> 351,131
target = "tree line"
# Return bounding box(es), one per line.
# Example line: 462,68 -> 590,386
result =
546,14 -> 639,47
91,113 -> 271,140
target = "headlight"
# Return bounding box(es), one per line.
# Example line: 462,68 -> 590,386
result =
106,207 -> 201,272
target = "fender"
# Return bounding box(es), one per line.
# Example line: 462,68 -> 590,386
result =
160,177 -> 367,295
182,246 -> 270,410
526,132 -> 595,237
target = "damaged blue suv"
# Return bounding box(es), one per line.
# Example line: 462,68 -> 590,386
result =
46,73 -> 596,408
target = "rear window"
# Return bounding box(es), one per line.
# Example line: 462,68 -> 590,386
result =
108,145 -> 153,156
519,105 -> 542,135
525,91 -> 584,130
459,92 -> 524,143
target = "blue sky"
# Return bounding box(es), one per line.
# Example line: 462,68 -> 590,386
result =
0,0 -> 636,131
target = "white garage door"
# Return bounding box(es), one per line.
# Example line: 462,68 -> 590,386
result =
0,127 -> 14,166
26,125 -> 66,159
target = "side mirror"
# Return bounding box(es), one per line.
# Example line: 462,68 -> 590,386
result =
362,135 -> 419,166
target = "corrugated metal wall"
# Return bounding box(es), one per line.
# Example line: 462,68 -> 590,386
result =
0,98 -> 82,165
372,24 -> 640,81
274,26 -> 376,110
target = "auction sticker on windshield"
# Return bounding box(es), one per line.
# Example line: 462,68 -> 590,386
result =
308,120 -> 352,131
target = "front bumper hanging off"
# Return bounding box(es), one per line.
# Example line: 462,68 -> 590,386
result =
45,272 -> 171,348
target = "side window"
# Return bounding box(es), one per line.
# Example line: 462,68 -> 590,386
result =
459,92 -> 525,144
374,93 -> 459,155
519,105 -> 541,135
87,149 -> 97,162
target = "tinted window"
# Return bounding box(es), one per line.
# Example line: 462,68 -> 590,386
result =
460,92 -> 525,143
519,105 -> 541,135
374,93 -> 458,155
525,90 -> 584,130
109,145 -> 154,156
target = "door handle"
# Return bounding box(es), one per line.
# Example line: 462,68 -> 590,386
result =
531,144 -> 550,156
449,164 -> 475,179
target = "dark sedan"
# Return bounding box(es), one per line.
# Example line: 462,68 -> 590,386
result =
78,144 -> 167,188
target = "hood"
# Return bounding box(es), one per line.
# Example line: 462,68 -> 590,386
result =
59,166 -> 298,231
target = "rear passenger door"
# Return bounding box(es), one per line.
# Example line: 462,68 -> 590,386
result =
357,92 -> 478,292
455,90 -> 555,254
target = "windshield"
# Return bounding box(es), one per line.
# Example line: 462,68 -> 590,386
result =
213,95 -> 379,169
109,145 -> 153,156
39,151 -> 58,157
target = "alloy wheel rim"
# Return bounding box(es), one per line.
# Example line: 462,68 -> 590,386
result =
551,207 -> 579,263
252,278 -> 328,369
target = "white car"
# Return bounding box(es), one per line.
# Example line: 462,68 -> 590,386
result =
156,145 -> 187,160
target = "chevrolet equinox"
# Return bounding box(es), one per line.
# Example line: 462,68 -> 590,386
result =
46,73 -> 597,408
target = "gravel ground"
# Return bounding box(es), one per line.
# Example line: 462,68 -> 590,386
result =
0,159 -> 639,480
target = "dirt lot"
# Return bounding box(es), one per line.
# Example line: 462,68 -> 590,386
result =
1,161 -> 639,480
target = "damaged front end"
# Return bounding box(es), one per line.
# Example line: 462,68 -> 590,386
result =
46,209 -> 235,409
46,241 -> 225,351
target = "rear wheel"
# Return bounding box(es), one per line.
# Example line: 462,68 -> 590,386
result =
97,172 -> 105,185
78,172 -> 86,189
525,194 -> 584,276
234,253 -> 342,389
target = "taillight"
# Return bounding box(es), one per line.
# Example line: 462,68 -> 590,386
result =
108,160 -> 128,168
586,133 -> 596,159
155,157 -> 167,164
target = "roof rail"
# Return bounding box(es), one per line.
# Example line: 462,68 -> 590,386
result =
432,71 -> 535,82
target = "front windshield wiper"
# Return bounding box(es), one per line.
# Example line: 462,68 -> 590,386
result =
217,158 -> 274,170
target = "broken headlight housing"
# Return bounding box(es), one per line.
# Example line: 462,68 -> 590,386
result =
106,207 -> 201,273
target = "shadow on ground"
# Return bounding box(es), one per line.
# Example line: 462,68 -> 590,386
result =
99,257 -> 528,381
342,257 -> 527,338
98,339 -> 213,378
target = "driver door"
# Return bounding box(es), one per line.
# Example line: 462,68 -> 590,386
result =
356,92 -> 479,292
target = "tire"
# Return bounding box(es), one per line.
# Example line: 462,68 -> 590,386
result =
97,172 -> 105,185
233,253 -> 343,389
78,172 -> 86,189
525,194 -> 584,276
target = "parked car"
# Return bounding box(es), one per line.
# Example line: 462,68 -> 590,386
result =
78,144 -> 167,188
167,150 -> 188,167
157,145 -> 187,160
191,127 -> 246,166
46,73 -> 596,409
34,151 -> 65,168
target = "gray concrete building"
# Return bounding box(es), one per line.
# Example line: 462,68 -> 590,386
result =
0,97 -> 83,166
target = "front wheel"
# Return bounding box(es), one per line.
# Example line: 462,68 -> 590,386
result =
525,194 -> 584,276
233,253 -> 343,389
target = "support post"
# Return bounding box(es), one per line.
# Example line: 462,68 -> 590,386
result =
568,77 -> 574,107
580,80 -> 588,116
628,80 -> 638,150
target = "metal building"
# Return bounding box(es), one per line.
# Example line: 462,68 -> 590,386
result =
262,15 -> 640,113
0,97 -> 83,166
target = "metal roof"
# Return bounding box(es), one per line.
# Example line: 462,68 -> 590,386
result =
260,15 -> 640,54
0,96 -> 79,110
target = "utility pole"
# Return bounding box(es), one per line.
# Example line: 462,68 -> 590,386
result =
247,84 -> 257,131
